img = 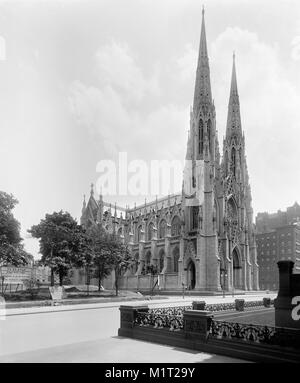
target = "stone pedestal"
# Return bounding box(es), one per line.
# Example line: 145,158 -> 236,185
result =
119,305 -> 148,329
235,299 -> 245,311
192,301 -> 206,310
183,310 -> 213,342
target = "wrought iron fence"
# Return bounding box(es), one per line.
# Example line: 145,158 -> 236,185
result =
134,299 -> 275,331
210,320 -> 300,349
135,311 -> 184,331
134,305 -> 191,331
206,302 -> 236,311
244,299 -> 274,309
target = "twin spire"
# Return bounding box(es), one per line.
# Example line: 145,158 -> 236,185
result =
193,9 -> 242,138
226,52 -> 242,136
193,7 -> 212,116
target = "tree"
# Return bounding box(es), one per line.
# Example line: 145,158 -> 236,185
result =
0,191 -> 27,271
84,224 -> 113,292
28,211 -> 85,286
105,233 -> 131,296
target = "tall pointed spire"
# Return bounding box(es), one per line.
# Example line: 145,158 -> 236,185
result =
193,6 -> 212,116
226,52 -> 242,137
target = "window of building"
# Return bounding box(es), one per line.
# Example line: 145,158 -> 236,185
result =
159,220 -> 166,239
199,119 -> 204,155
192,206 -> 199,230
171,216 -> 181,236
147,222 -> 154,241
136,225 -> 142,242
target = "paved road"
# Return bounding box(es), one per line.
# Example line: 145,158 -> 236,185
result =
0,293 -> 274,363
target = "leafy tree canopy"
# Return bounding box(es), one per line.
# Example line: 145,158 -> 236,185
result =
0,191 -> 27,267
28,210 -> 86,285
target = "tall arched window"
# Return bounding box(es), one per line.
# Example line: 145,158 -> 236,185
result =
192,206 -> 199,230
147,222 -> 154,241
171,216 -> 181,236
207,119 -> 212,152
145,251 -> 151,273
158,249 -> 165,273
132,253 -> 139,274
199,119 -> 204,155
136,225 -> 142,242
159,220 -> 166,238
231,147 -> 236,176
173,247 -> 180,273
224,150 -> 229,175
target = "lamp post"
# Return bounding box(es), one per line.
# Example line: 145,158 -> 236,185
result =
1,276 -> 4,296
221,268 -> 227,298
149,264 -> 158,296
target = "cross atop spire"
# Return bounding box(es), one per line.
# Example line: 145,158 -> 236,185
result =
193,6 -> 212,115
90,183 -> 94,197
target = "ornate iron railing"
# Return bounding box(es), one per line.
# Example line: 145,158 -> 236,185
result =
244,299 -> 274,309
135,310 -> 184,331
206,302 -> 236,312
134,299 -> 275,331
210,320 -> 300,349
210,320 -> 276,344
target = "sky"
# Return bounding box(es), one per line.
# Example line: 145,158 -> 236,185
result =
0,0 -> 299,258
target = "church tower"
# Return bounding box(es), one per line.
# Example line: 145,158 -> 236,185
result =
81,9 -> 259,293
220,54 -> 259,291
182,9 -> 221,291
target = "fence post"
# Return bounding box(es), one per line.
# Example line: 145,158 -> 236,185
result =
192,301 -> 206,310
235,299 -> 245,311
118,305 -> 149,336
183,310 -> 214,343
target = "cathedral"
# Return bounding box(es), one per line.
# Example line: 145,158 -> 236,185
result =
80,10 -> 259,292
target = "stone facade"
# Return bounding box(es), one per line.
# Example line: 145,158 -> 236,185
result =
80,11 -> 259,292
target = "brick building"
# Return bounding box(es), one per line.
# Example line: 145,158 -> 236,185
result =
256,202 -> 300,234
256,223 -> 300,290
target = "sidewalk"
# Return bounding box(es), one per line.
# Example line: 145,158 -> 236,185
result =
1,292 -> 277,317
0,335 -> 250,363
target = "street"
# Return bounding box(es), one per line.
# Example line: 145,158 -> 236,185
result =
0,294 -> 273,362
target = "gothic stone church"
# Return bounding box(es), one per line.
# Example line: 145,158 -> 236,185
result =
80,11 -> 259,292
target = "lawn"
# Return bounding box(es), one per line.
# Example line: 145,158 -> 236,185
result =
215,308 -> 275,327
2,285 -> 143,302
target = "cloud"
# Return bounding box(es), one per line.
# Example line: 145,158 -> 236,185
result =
291,36 -> 300,60
176,43 -> 197,82
68,40 -> 189,187
95,41 -> 160,104
291,31 -> 300,61
210,27 -> 300,213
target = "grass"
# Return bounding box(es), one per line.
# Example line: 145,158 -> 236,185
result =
215,308 -> 275,327
2,285 -> 143,302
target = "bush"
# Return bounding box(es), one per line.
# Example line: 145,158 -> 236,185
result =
22,278 -> 40,300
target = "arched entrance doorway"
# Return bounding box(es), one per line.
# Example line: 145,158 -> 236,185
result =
232,248 -> 242,289
187,260 -> 196,290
